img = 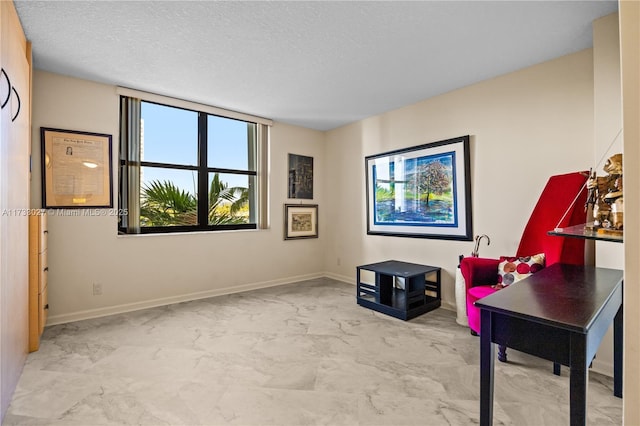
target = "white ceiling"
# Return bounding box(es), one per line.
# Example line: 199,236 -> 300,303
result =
15,0 -> 618,131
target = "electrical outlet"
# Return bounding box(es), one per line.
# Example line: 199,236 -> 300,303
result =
93,283 -> 102,296
337,257 -> 341,266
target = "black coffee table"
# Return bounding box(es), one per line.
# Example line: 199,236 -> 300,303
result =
356,260 -> 441,320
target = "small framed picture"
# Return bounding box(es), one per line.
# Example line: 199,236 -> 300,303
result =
284,204 -> 318,240
288,153 -> 313,199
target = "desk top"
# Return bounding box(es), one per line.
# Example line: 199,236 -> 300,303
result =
357,260 -> 440,277
474,263 -> 623,333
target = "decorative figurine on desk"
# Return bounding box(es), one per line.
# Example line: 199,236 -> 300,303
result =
586,153 -> 623,234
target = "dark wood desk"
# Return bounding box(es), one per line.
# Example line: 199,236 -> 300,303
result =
475,263 -> 623,426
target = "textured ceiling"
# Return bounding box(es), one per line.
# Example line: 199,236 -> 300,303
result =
15,1 -> 618,131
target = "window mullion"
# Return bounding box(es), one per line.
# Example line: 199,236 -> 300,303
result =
139,161 -> 198,171
197,113 -> 208,228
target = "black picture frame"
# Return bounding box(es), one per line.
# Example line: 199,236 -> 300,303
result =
288,153 -> 313,199
365,135 -> 472,240
284,204 -> 318,240
41,127 -> 113,209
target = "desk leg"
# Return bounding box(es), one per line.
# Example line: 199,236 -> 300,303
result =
569,334 -> 587,426
480,309 -> 494,426
614,303 -> 623,398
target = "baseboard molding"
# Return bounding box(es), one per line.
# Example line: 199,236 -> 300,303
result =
46,272 -> 324,326
439,301 -> 456,312
47,271 -> 457,326
591,359 -> 614,378
323,271 -> 354,284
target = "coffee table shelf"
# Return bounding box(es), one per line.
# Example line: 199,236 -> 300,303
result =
356,260 -> 441,320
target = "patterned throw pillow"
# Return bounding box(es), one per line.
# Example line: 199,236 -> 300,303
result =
497,253 -> 545,286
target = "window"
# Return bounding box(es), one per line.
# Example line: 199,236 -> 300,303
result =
119,91 -> 270,234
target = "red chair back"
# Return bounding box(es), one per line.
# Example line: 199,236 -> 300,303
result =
516,171 -> 589,266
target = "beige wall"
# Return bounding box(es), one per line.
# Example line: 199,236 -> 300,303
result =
591,12 -> 623,377
593,12 -> 624,275
620,0 -> 640,423
594,14 -> 624,160
325,50 -> 595,309
35,49 -> 596,317
31,71 -> 327,324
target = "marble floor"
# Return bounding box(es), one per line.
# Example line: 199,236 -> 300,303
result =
5,278 -> 621,425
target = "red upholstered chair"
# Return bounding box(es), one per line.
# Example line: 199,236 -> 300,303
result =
460,171 -> 589,361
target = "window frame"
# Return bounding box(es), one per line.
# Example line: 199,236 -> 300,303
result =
118,94 -> 267,235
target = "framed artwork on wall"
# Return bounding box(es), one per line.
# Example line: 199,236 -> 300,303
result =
284,204 -> 318,240
288,153 -> 313,199
41,127 -> 113,209
365,135 -> 472,240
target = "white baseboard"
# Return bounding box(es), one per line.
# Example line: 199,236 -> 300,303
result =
439,301 -> 456,312
324,271 -> 354,284
46,272 -> 324,326
47,272 -> 457,327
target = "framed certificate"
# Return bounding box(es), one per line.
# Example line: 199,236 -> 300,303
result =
41,127 -> 113,208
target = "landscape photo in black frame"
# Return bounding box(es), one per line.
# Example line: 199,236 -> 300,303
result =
365,135 -> 472,240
